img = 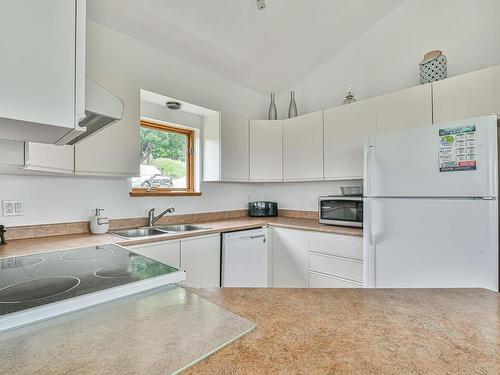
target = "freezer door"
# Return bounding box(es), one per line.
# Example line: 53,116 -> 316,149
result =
366,115 -> 498,197
364,198 -> 498,291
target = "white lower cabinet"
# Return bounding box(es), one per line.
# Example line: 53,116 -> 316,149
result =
180,234 -> 221,287
272,227 -> 309,287
309,272 -> 362,288
125,234 -> 221,287
309,253 -> 363,283
126,239 -> 181,269
271,227 -> 364,288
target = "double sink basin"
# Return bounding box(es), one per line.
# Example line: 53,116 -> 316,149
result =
115,224 -> 209,238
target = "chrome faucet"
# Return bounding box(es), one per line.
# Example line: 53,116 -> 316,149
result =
148,207 -> 175,227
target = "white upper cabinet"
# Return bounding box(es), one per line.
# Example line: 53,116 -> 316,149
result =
376,83 -> 433,132
433,64 -> 500,123
324,98 -> 377,180
74,78 -> 139,177
283,111 -> 324,181
74,116 -> 139,177
202,112 -> 249,181
221,112 -> 249,181
24,143 -> 74,175
0,140 -> 24,166
202,112 -> 222,182
249,120 -> 283,181
0,0 -> 86,145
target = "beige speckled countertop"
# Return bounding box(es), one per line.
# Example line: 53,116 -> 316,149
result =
1,287 -> 497,374
185,288 -> 499,375
0,285 -> 255,375
0,216 -> 362,258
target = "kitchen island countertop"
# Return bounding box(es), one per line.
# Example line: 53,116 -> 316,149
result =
0,287 -> 498,374
185,287 -> 499,375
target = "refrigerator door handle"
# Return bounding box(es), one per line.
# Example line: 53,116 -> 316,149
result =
364,138 -> 374,196
363,198 -> 376,288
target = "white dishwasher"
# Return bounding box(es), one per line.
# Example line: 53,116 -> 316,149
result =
222,227 -> 268,287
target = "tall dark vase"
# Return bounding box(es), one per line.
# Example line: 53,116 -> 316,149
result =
268,93 -> 277,120
288,90 -> 298,118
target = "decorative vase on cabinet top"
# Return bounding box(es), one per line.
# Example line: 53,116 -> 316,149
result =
268,93 -> 277,120
288,91 -> 298,118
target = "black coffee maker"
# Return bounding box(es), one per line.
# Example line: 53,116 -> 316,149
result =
0,225 -> 6,246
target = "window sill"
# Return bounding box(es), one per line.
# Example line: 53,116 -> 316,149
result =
129,191 -> 202,197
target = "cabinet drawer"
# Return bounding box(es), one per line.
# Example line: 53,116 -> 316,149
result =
309,233 -> 363,260
309,253 -> 363,283
309,271 -> 363,288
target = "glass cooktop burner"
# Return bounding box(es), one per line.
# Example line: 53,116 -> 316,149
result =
60,247 -> 113,261
0,244 -> 178,316
0,277 -> 80,303
94,263 -> 147,278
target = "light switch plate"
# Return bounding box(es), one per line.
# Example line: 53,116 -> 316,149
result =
2,200 -> 24,216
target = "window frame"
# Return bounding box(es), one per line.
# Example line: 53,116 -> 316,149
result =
130,120 -> 200,197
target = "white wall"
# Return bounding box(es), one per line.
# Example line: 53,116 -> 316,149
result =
4,1 -> 498,226
275,0 -> 500,117
0,21 -> 351,227
141,101 -> 203,130
0,173 -> 359,226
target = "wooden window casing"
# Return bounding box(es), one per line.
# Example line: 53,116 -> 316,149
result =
130,120 -> 200,197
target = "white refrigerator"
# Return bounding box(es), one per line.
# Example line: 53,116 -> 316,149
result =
363,115 -> 498,291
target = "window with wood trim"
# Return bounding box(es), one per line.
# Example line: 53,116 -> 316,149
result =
130,120 -> 198,196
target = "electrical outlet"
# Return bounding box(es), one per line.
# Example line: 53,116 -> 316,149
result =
2,200 -> 24,216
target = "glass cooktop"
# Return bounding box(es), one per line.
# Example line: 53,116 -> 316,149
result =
0,244 -> 179,316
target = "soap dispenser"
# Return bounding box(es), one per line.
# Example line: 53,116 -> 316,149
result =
90,209 -> 110,234
0,225 -> 6,246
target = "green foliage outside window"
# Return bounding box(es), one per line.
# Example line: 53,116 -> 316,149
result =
141,127 -> 187,162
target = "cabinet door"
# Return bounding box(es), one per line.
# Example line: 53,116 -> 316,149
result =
220,112 -> 249,181
324,99 -> 376,179
127,240 -> 180,269
376,84 -> 432,133
249,120 -> 282,181
24,143 -> 74,174
309,272 -> 362,288
0,1 -> 84,142
309,232 -> 363,260
75,76 -> 138,177
202,112 -> 221,181
180,234 -> 221,287
309,253 -> 363,283
283,111 -> 324,181
272,227 -> 309,287
0,140 -> 24,166
433,64 -> 500,123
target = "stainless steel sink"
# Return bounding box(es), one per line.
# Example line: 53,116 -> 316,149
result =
114,224 -> 209,238
114,227 -> 168,238
154,224 -> 208,232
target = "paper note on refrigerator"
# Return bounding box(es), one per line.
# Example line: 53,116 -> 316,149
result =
439,125 -> 476,172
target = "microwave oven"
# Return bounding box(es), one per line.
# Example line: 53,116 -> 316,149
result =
318,196 -> 363,227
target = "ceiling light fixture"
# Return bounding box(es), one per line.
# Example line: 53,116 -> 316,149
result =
166,101 -> 182,110
256,0 -> 266,11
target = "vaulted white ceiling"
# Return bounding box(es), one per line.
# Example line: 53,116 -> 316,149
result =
88,0 -> 405,94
